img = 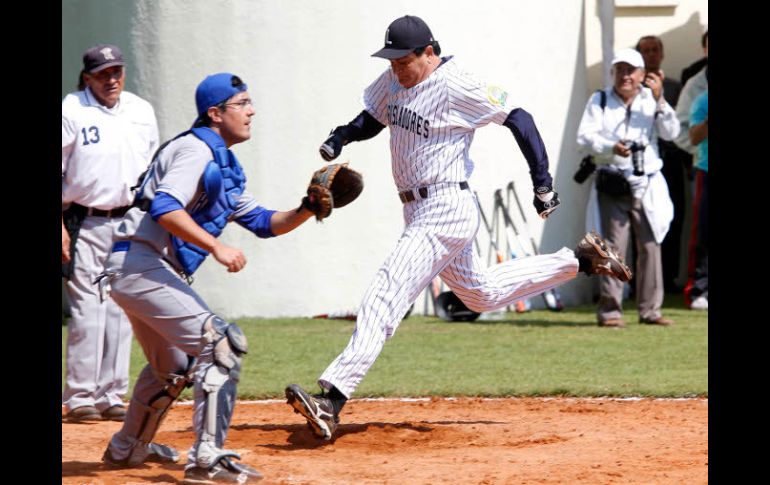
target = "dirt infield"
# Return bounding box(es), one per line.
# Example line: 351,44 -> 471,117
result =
62,397 -> 707,484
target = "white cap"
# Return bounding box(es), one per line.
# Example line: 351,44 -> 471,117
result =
611,48 -> 645,69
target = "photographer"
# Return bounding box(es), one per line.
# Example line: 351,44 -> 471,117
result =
576,48 -> 680,328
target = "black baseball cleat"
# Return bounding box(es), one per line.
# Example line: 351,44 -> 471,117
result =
101,404 -> 127,421
102,442 -> 180,468
64,405 -> 103,423
181,457 -> 263,484
575,232 -> 632,282
285,384 -> 339,440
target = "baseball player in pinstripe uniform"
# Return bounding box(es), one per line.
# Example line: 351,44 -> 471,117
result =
98,73 -> 314,483
285,15 -> 632,440
62,44 -> 159,423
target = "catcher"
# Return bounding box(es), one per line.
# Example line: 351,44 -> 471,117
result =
96,72 -> 361,484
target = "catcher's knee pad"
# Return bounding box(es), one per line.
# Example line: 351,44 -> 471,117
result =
200,316 -> 248,448
124,359 -> 195,465
202,315 -> 248,380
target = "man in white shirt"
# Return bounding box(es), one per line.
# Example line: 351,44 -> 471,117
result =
61,44 -> 159,422
576,48 -> 680,327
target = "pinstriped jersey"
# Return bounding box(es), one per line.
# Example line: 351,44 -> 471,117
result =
363,56 -> 514,191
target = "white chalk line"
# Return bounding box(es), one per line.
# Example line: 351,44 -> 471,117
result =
170,396 -> 707,406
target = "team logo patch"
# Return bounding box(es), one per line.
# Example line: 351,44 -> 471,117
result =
100,47 -> 116,60
486,85 -> 508,107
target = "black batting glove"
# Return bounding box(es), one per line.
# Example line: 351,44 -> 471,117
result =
533,186 -> 561,219
319,130 -> 345,161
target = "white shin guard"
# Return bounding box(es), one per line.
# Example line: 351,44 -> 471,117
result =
110,366 -> 193,466
195,316 -> 248,467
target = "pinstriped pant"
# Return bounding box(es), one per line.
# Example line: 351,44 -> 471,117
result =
319,186 -> 579,397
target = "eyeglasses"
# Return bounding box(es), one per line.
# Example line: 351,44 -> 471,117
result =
223,98 -> 253,110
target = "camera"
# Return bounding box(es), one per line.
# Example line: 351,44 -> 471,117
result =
573,155 -> 597,184
626,141 -> 646,176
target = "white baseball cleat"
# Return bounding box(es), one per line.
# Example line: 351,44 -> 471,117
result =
690,296 -> 708,310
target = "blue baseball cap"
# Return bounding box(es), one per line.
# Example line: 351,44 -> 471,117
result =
372,15 -> 435,60
194,72 -> 248,121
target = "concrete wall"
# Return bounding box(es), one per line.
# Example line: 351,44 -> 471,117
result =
62,0 -> 136,99
62,0 -> 704,319
584,0 -> 709,93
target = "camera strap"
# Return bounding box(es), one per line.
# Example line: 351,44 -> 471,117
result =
621,92 -> 658,146
589,89 -> 607,157
572,90 -> 607,185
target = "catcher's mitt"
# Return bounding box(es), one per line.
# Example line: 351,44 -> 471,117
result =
302,163 -> 364,221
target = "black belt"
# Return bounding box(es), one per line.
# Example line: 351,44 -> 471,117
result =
82,204 -> 131,218
398,181 -> 469,204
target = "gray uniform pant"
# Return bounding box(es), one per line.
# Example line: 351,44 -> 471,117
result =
597,192 -> 664,322
63,216 -> 133,412
103,242 -> 227,465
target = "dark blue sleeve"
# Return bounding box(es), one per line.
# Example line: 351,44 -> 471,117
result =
336,110 -> 386,143
150,192 -> 184,221
503,109 -> 554,189
235,205 -> 277,238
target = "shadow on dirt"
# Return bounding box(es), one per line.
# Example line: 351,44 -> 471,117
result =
62,460 -> 182,482
234,419 -> 505,449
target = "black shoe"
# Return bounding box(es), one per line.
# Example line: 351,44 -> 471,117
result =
102,442 -> 180,468
639,316 -> 674,326
285,384 -> 339,440
598,318 -> 626,328
101,404 -> 127,421
181,457 -> 263,484
64,405 -> 102,423
575,232 -> 632,282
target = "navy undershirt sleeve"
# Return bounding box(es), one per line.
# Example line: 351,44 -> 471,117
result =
235,205 -> 277,238
503,108 -> 554,189
150,191 -> 184,221
337,110 -> 386,142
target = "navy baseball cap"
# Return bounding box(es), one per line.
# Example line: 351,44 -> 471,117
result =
194,73 -> 248,120
372,15 -> 435,59
82,44 -> 125,73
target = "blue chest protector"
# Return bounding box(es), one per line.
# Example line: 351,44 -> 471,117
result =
171,127 -> 247,276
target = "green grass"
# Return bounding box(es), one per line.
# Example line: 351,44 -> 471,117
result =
62,294 -> 707,400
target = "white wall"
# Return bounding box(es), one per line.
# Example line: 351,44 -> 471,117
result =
62,0 -> 593,318
584,0 -> 709,93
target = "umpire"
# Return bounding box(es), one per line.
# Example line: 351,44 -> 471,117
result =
61,44 -> 159,422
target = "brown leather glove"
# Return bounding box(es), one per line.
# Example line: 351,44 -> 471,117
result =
301,163 -> 364,221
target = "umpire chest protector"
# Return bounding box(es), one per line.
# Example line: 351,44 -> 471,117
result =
172,127 -> 247,276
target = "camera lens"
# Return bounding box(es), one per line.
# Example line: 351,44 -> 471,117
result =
573,155 -> 596,183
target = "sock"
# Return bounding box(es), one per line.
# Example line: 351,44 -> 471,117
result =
327,386 -> 348,415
